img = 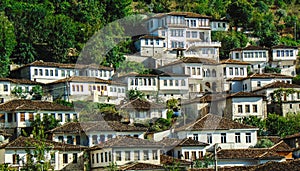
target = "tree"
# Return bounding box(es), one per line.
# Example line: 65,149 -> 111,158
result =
237,116 -> 266,136
126,89 -> 145,100
0,12 -> 16,77
254,138 -> 274,148
116,61 -> 150,74
30,114 -> 60,133
30,85 -> 43,100
227,0 -> 253,28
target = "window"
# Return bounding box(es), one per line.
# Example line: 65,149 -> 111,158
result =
34,69 -> 38,75
109,152 -> 112,162
143,150 -> 149,160
72,85 -> 75,91
169,80 -> 173,86
238,105 -> 243,113
221,133 -> 227,143
235,68 -> 239,75
229,68 -> 233,75
245,105 -> 250,113
207,133 -> 212,144
61,70 -> 65,77
164,80 -> 167,86
116,151 -> 121,161
67,136 -> 73,144
39,69 -> 43,76
193,134 -> 198,141
28,113 -> 34,122
3,84 -> 8,92
58,136 -> 64,142
65,114 -> 70,122
125,151 -> 130,161
58,113 -> 62,122
55,70 -> 58,76
181,80 -> 186,86
101,153 -> 104,162
199,151 -> 204,159
134,151 -> 140,161
13,154 -> 19,164
105,152 -> 108,162
175,80 -> 179,86
235,133 -> 241,143
63,154 -> 68,163
257,81 -> 261,87
290,104 -> 293,109
45,69 -> 49,76
50,70 -> 54,76
191,151 -> 196,160
184,151 -> 189,160
240,68 -> 244,75
192,67 -> 196,75
152,150 -> 158,160
73,153 -> 77,163
246,133 -> 251,143
20,113 -> 25,122
253,105 -> 257,113
91,154 -> 95,164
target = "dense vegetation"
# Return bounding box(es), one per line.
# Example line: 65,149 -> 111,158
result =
1,0 -> 300,77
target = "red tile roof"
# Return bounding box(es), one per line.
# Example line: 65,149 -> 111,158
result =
231,45 -> 269,51
119,162 -> 165,170
271,140 -> 293,152
117,98 -> 165,110
227,91 -> 264,98
47,121 -> 147,133
271,45 -> 298,49
217,148 -> 284,160
160,154 -> 191,165
89,136 -> 162,150
0,78 -> 44,85
220,59 -> 250,65
253,81 -> 300,92
175,114 -> 256,131
0,99 -> 74,111
1,136 -> 87,151
159,137 -> 208,148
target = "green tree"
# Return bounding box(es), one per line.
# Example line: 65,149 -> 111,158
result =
0,12 -> 16,77
106,162 -> 118,171
227,0 -> 254,28
254,138 -> 274,148
126,89 -> 145,100
117,61 -> 150,74
30,114 -> 60,133
237,116 -> 266,136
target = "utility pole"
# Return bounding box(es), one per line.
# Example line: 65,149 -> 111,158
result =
214,143 -> 218,171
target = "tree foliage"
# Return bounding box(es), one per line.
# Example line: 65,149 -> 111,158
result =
254,138 -> 274,148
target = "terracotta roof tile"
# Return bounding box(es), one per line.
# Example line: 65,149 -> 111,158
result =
119,162 -> 165,170
159,57 -> 219,68
271,45 -> 298,49
1,136 -> 87,151
160,155 -> 191,165
0,99 -> 74,111
271,140 -> 293,152
0,78 -> 44,85
176,114 -> 256,131
217,148 -> 283,160
284,132 -> 300,139
47,76 -> 112,84
159,137 -> 208,148
227,92 -> 264,98
228,73 -> 293,81
47,121 -> 147,133
117,98 -> 165,110
89,136 -> 162,150
220,59 -> 250,65
231,45 -> 269,51
12,60 -> 113,71
253,82 -> 300,92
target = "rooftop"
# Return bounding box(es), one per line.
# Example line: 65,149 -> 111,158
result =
175,114 -> 256,131
220,59 -> 250,65
89,136 -> 162,150
117,98 -> 165,110
253,81 -> 300,92
118,162 -> 165,170
231,45 -> 269,51
159,137 -> 209,148
0,99 -> 74,112
217,148 -> 284,160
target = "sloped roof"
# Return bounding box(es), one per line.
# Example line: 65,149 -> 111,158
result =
117,98 -> 165,110
1,136 -> 87,151
181,93 -> 227,105
175,114 -> 256,131
47,121 -> 147,133
231,45 -> 269,51
228,73 -> 293,81
217,148 -> 284,160
159,137 -> 208,148
271,140 -> 293,152
220,59 -> 250,65
159,57 -> 219,68
253,81 -> 300,92
160,154 -> 191,165
0,99 -> 74,111
0,78 -> 43,85
12,60 -> 113,71
119,162 -> 165,170
151,12 -> 211,19
47,76 -> 119,85
227,92 -> 264,98
284,132 -> 300,139
271,45 -> 298,49
89,136 -> 162,150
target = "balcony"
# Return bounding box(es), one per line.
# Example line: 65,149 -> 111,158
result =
187,41 -> 221,48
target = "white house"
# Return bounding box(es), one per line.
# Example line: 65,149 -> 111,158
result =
89,136 -> 161,170
228,73 -> 293,93
224,92 -> 267,120
9,60 -> 114,84
0,78 -> 46,103
46,76 -> 126,104
0,136 -> 87,171
143,12 -> 221,60
159,137 -> 209,161
116,98 -> 167,124
0,99 -> 78,136
134,35 -> 165,57
230,45 -> 269,73
210,18 -> 230,32
253,81 -> 300,116
269,45 -> 298,76
174,114 -> 259,150
47,121 -> 147,147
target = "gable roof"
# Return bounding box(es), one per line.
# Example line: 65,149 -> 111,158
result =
228,73 -> 293,81
220,59 -> 250,65
231,45 -> 269,51
0,99 -> 74,111
253,81 -> 300,92
175,114 -> 256,132
47,76 -> 120,85
271,140 -> 293,152
0,78 -> 43,85
117,98 -> 165,110
160,154 -> 191,165
12,60 -> 113,71
150,12 -> 211,19
89,136 -> 162,150
271,45 -> 298,49
159,57 -> 219,68
159,137 -> 208,148
118,162 -> 165,170
217,148 -> 284,160
227,92 -> 264,98
1,136 -> 87,151
181,93 -> 227,105
47,121 -> 147,133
